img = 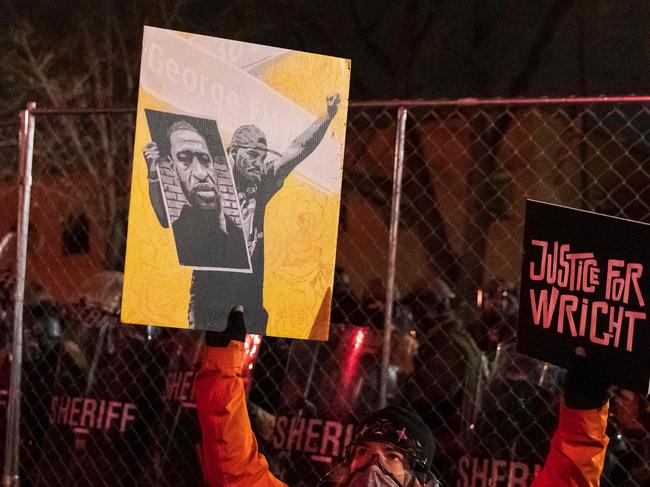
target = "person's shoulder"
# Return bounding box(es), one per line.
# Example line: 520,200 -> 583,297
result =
172,204 -> 191,225
260,160 -> 278,182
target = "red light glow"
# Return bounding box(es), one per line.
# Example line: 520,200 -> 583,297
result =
354,329 -> 365,349
334,326 -> 368,415
242,334 -> 262,391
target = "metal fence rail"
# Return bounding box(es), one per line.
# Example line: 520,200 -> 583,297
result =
0,98 -> 649,486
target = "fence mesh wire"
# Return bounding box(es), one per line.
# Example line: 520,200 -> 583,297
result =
0,101 -> 649,486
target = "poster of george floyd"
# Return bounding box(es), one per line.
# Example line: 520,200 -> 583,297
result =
121,26 -> 350,338
518,199 -> 650,395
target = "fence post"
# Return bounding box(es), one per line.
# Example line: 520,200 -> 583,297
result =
379,107 -> 408,409
3,102 -> 36,487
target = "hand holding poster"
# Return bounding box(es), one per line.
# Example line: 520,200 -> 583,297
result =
122,26 -> 350,338
518,200 -> 650,395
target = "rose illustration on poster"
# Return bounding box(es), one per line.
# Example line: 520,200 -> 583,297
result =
518,200 -> 650,395
122,26 -> 351,338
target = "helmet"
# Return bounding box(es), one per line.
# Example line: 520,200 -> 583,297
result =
402,278 -> 455,333
345,406 -> 436,485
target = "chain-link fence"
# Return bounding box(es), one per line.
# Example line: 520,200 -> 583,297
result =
1,99 -> 650,486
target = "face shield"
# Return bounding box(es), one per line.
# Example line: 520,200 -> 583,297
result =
459,343 -> 564,479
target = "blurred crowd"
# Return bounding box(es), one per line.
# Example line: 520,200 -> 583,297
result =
0,267 -> 648,486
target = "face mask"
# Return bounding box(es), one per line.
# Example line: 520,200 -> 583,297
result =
342,459 -> 407,487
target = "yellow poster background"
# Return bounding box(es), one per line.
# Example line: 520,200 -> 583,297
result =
122,31 -> 350,340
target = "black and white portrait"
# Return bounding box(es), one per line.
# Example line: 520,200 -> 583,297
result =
143,110 -> 251,272
143,97 -> 339,332
144,110 -> 255,330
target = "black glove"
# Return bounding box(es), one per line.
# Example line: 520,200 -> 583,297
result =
205,306 -> 246,348
564,354 -> 612,410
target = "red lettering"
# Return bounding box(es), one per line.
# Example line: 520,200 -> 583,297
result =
286,417 -> 305,451
590,302 -> 612,346
272,416 -> 288,450
96,400 -> 106,429
457,455 -> 470,486
557,294 -> 579,336
472,458 -> 489,487
69,397 -> 82,427
628,263 -> 644,306
320,420 -> 343,457
120,403 -> 137,432
57,396 -> 70,424
623,311 -> 645,352
508,461 -> 530,486
50,396 -> 59,424
490,459 -> 507,484
105,401 -> 121,430
529,240 -> 548,281
530,287 -> 559,328
606,260 -> 625,301
304,419 -> 322,454
80,398 -> 97,429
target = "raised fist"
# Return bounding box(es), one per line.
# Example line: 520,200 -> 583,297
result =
327,93 -> 340,119
143,142 -> 162,177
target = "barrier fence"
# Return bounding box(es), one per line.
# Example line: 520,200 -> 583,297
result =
1,98 -> 649,486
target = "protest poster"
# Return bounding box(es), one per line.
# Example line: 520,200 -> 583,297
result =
518,199 -> 650,395
122,26 -> 351,338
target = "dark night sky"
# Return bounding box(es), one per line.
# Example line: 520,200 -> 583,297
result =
2,0 -> 650,102
182,0 -> 650,99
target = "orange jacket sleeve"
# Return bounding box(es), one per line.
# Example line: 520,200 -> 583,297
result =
195,342 -> 287,487
531,401 -> 609,487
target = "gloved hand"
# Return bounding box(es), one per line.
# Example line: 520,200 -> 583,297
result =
205,305 -> 246,348
564,353 -> 612,410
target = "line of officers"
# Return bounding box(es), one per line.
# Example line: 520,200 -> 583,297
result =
0,269 -> 648,487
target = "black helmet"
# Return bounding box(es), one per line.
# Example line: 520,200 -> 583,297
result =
345,406 -> 436,485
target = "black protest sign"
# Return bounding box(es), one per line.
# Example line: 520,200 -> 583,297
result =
518,200 -> 650,395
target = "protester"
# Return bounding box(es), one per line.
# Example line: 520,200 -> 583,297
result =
195,307 -> 611,487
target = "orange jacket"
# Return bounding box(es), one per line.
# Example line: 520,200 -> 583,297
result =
531,401 -> 609,487
195,341 -> 285,487
196,343 -> 609,487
